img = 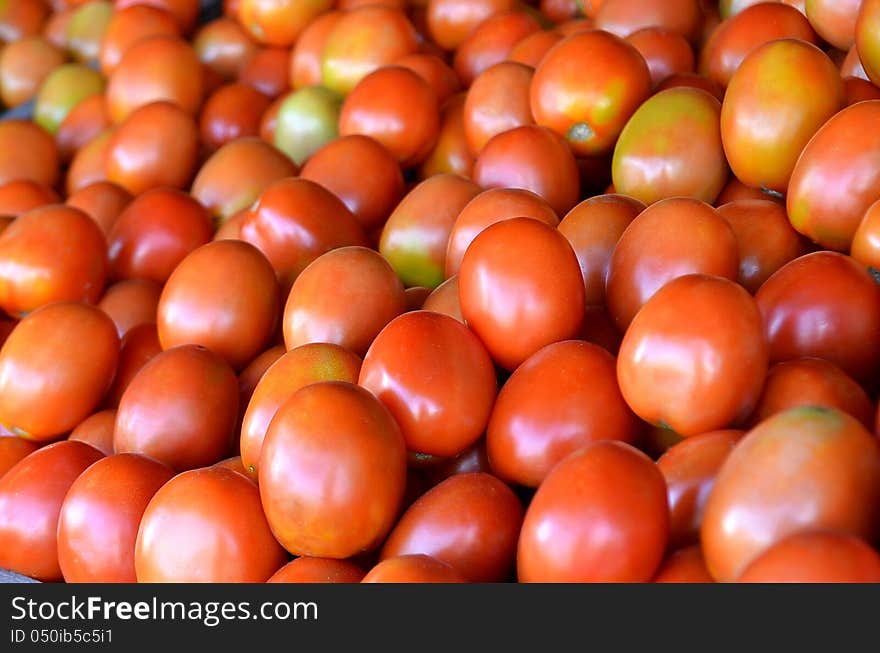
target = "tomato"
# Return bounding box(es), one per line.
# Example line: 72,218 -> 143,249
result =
283,246 -> 406,355
653,545 -> 714,583
115,0 -> 200,34
135,466 -> 287,582
157,240 -> 280,370
105,322 -> 163,407
300,135 -> 404,233
394,52 -> 460,106
0,35 -> 65,107
200,82 -> 272,153
259,381 -> 407,558
612,87 -> 727,205
99,5 -> 180,76
379,174 -> 481,289
419,93 -> 475,179
68,409 -> 116,456
856,0 -> 880,86
236,344 -> 284,419
530,30 -> 651,157
618,275 -> 767,436
54,94 -> 110,165
657,429 -> 744,550
0,0 -> 49,43
66,128 -> 113,195
425,0 -> 515,51
557,194 -> 643,306
736,531 -> 880,583
716,199 -> 810,294
518,441 -> 669,582
66,1 -> 112,64
362,554 -> 467,583
654,71 -> 724,101
268,557 -> 365,583
57,453 -> 173,582
66,181 -> 132,236
194,16 -> 257,81
422,275 -> 462,323
238,0 -> 332,47
0,180 -> 58,217
606,198 -> 738,331
421,439 -> 491,487
106,101 -> 199,196
237,46 -> 290,98
463,61 -> 534,157
290,10 -> 342,89
844,76 -> 880,105
453,10 -> 540,86
191,137 -> 298,223
107,188 -> 212,284
359,311 -> 497,457
272,86 -> 341,166
0,120 -> 59,189
715,175 -> 783,206
380,472 -> 522,582
0,437 -> 39,479
0,441 -> 103,582
720,39 -> 843,194
699,3 -> 817,89
805,0 -> 859,51
459,217 -> 584,370
625,27 -> 695,88
320,5 -> 419,95
851,198 -> 880,271
787,101 -> 880,252
445,188 -> 558,280
472,124 -> 580,216
240,343 -> 362,480
703,406 -> 880,581
339,66 -> 439,168
487,340 -> 640,487
756,251 -> 880,386
240,178 -> 368,291
595,0 -> 703,41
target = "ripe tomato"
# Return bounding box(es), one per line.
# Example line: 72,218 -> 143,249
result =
612,87 -> 727,205
657,429 -> 744,550
702,406 -> 880,582
362,554 -> 467,583
508,30 -> 562,68
459,217 -> 585,370
68,409 -> 116,456
66,129 -> 113,195
66,181 -> 132,236
0,437 -> 39,479
425,0 -> 515,51
135,466 -> 287,582
736,531 -> 880,583
605,198 -> 738,331
452,10 -> 540,86
422,275 -> 462,323
805,0 -> 859,50
530,30 -> 651,157
99,5 -> 181,76
268,557 -> 365,583
359,311 -> 497,457
0,441 -> 104,581
618,275 -> 767,436
653,546 -> 715,583
0,180 -> 58,217
0,120 -> 59,189
419,93 -> 475,180
851,198 -> 880,270
289,10 -> 342,89
272,86 -> 341,166
394,52 -> 460,106
97,280 -> 161,338
33,63 -> 105,135
856,0 -> 880,86
105,323 -> 162,408
756,251 -> 880,386
654,71 -> 724,101
518,441 -> 669,582
57,453 -> 174,583
625,28 -> 695,89
237,0 -> 332,47
488,340 -> 641,487
380,472 -> 522,582
157,240 -> 280,370
259,381 -> 407,558
237,46 -> 290,98
463,61 -> 534,157
595,0 -> 703,42
0,302 -> 118,441
240,343 -> 362,480
200,82 -> 272,153
0,35 -> 66,107
115,0 -> 200,34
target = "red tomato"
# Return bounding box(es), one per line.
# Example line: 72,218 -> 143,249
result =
805,0 -> 859,51
105,323 -> 162,408
0,436 -> 39,479
625,27 -> 694,88
289,10 -> 342,89
66,181 -> 133,237
452,10 -> 541,86
425,0 -> 516,51
518,441 -> 669,582
0,441 -> 104,581
362,554 -> 467,583
422,275 -> 462,323
57,453 -> 174,582
68,409 -> 117,456
268,557 -> 365,583
463,61 -> 535,157
259,381 -> 407,558
237,0 -> 331,47
0,179 -> 59,216
653,545 -> 715,583
0,120 -> 59,189
135,466 -> 287,582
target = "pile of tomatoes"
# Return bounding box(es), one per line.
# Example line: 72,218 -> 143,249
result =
1,0 -> 880,584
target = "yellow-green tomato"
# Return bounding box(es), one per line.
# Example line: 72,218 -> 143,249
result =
34,63 -> 105,135
273,86 -> 342,166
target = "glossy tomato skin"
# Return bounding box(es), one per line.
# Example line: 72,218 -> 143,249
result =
617,275 -> 768,437
240,343 -> 362,481
114,345 -> 239,471
851,198 -> 880,270
0,441 -> 104,581
463,61 -> 535,157
268,557 -> 365,583
702,406 -> 880,582
289,10 -> 342,89
66,181 -> 132,237
720,39 -> 843,194
0,179 -> 58,216
452,10 -> 541,87
237,0 -> 331,47
459,217 -> 585,371
755,251 -> 880,386
605,198 -> 739,332
736,531 -> 880,583
487,340 -> 641,488
625,27 -> 695,88
422,276 -> 462,323
653,546 -> 715,583
157,240 -> 280,370
0,204 -> 108,316
359,311 -> 497,457
135,466 -> 287,582
657,429 -> 744,550
362,554 -> 467,583
105,323 -> 163,408
857,0 -> 880,86
787,101 -> 880,252
380,472 -> 523,582
0,120 -> 59,189
0,437 -> 39,479
0,302 -> 118,441
518,441 -> 669,582
259,382 -> 407,558
557,194 -> 644,306
420,93 -> 476,180
200,82 -> 272,153
99,5 -> 181,76
805,0 -> 859,51
97,279 -> 162,338
57,453 -> 174,583
595,0 -> 703,42
425,0 -> 515,51
68,409 -> 116,456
